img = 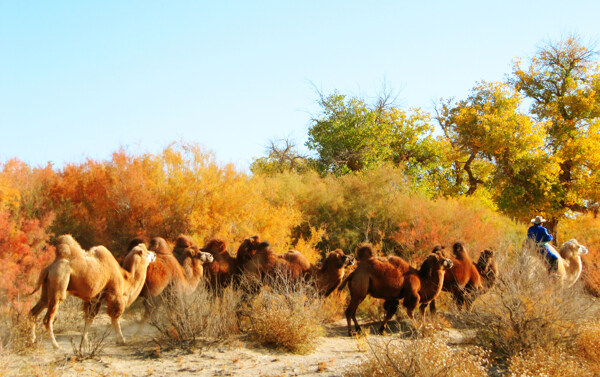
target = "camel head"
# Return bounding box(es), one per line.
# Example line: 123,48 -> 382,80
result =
129,244 -> 156,266
420,253 -> 453,279
560,239 -> 589,259
323,249 -> 354,270
477,249 -> 498,287
355,244 -> 375,261
179,244 -> 214,264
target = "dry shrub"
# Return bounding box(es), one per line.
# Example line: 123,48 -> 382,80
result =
0,305 -> 40,354
246,275 -> 325,354
0,345 -> 9,377
573,321 -> 600,366
150,284 -> 243,352
70,326 -> 110,361
320,290 -> 348,324
508,346 -> 595,377
344,336 -> 489,377
463,247 -> 599,360
52,295 -> 81,334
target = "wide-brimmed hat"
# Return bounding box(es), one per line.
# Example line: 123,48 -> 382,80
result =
531,215 -> 547,225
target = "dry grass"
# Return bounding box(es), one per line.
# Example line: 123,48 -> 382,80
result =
149,283 -> 243,352
344,336 -> 489,377
507,346 -> 597,377
0,305 -> 40,354
246,274 -> 325,354
320,290 -> 348,324
462,247 -> 599,361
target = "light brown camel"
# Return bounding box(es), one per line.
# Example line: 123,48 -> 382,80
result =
29,235 -> 156,349
131,236 -> 213,320
551,239 -> 588,287
340,244 -> 453,336
308,249 -> 354,296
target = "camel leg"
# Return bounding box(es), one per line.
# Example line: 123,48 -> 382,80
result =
403,292 -> 420,330
344,297 -> 364,336
379,300 -> 399,334
43,297 -> 62,349
30,287 -> 49,344
111,317 -> 125,345
42,268 -> 69,350
106,295 -> 126,345
82,298 -> 102,347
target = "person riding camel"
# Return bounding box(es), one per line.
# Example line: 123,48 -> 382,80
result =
527,215 -> 559,272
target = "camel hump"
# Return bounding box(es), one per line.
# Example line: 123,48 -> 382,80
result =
451,241 -> 472,261
149,237 -> 172,255
127,236 -> 149,252
55,234 -> 86,260
175,234 -> 195,249
355,243 -> 375,261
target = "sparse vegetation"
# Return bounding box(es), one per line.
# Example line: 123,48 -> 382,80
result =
149,284 -> 244,352
463,248 -> 599,360
345,336 -> 489,377
246,274 -> 325,354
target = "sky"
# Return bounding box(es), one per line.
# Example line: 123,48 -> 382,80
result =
1,1 -> 599,171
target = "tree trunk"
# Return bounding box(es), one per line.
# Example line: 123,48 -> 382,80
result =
546,218 -> 559,245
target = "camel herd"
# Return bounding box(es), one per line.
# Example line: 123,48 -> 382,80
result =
27,234 -> 589,349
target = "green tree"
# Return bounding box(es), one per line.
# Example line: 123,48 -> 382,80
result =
306,90 -> 440,180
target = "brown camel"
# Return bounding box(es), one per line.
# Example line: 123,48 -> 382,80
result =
425,243 -> 498,314
235,235 -> 261,269
29,235 -> 156,349
200,238 -> 239,289
241,242 -> 313,283
341,244 -> 452,336
308,249 -> 354,296
131,236 -> 213,320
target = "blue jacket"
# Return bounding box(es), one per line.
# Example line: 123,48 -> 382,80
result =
527,224 -> 553,244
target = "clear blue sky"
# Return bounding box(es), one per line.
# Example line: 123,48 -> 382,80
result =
1,1 -> 598,171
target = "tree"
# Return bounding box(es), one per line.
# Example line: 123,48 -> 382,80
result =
435,81 -> 548,201
510,35 -> 600,233
250,138 -> 311,175
306,90 -> 440,179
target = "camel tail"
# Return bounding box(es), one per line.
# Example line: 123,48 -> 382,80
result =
28,267 -> 49,295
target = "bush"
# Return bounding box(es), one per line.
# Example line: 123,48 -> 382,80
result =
344,336 -> 489,377
463,247 -> 599,360
246,275 -> 325,354
508,346 -> 596,377
149,284 -> 243,352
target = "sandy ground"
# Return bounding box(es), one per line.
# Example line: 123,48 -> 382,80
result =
4,316 -> 384,377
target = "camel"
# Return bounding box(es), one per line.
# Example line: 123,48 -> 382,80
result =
132,236 -> 213,320
425,243 -> 498,314
241,242 -> 312,282
307,249 -> 354,296
201,238 -> 239,289
340,244 -> 453,336
550,239 -> 588,287
29,235 -> 156,349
